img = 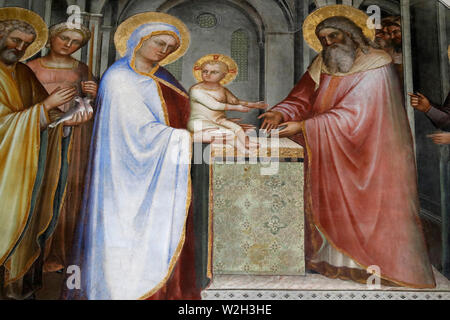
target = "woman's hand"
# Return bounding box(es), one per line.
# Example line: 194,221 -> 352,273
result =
408,92 -> 431,113
276,121 -> 303,138
192,128 -> 234,144
258,111 -> 284,132
63,97 -> 94,126
63,110 -> 93,126
42,86 -> 77,111
427,132 -> 450,145
81,81 -> 98,98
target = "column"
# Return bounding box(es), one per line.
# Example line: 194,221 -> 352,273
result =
440,146 -> 450,278
74,11 -> 103,78
437,2 -> 449,96
41,0 -> 53,57
315,0 -> 327,7
72,11 -> 90,62
353,0 -> 364,8
437,0 -> 450,279
400,0 -> 416,146
294,0 -> 305,82
265,33 -> 295,107
76,0 -> 86,12
302,1 -> 312,74
99,25 -> 113,76
69,0 -> 87,61
99,2 -> 113,77
88,13 -> 103,78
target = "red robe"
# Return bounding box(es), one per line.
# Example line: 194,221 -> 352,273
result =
146,80 -> 201,300
272,50 -> 436,288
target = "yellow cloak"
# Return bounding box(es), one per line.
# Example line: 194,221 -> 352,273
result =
0,61 -> 69,290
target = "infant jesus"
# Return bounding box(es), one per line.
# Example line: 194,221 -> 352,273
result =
187,54 -> 266,150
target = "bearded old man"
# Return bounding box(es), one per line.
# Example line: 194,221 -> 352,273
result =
0,8 -> 83,299
260,6 -> 435,288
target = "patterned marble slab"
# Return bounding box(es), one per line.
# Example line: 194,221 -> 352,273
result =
202,290 -> 450,300
211,162 -> 305,275
210,137 -> 304,159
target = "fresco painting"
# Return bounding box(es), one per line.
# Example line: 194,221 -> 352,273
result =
0,0 -> 449,302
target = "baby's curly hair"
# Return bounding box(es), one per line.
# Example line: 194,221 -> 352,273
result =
201,60 -> 229,73
0,19 -> 36,39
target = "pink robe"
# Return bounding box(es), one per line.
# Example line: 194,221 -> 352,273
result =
272,58 -> 436,288
26,58 -> 94,273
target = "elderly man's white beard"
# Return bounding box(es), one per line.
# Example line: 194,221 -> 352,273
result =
322,36 -> 357,74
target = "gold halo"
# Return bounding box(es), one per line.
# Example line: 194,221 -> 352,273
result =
303,4 -> 375,53
193,54 -> 238,85
0,7 -> 48,61
114,12 -> 190,66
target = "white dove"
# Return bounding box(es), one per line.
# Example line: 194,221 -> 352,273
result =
49,96 -> 93,128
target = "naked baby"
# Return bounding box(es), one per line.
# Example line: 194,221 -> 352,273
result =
188,54 -> 266,150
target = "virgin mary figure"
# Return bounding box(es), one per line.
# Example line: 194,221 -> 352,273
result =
64,13 -> 203,300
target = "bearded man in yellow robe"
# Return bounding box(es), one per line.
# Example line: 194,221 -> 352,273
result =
0,8 -> 78,299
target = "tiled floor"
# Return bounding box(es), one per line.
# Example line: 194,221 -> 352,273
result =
202,268 -> 450,300
36,267 -> 450,300
206,267 -> 450,291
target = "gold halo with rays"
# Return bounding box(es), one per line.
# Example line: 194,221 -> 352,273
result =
193,53 -> 238,85
303,4 -> 375,53
114,12 -> 190,66
0,7 -> 48,61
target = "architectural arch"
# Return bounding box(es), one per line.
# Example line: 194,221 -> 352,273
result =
360,0 -> 400,15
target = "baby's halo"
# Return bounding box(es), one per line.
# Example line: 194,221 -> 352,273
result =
193,53 -> 238,85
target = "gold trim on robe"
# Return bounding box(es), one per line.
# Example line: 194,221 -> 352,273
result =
0,61 -> 65,288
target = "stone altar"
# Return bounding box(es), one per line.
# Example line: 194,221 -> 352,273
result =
207,138 -> 305,277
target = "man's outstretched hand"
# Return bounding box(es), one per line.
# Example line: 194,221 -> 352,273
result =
258,111 -> 283,131
276,121 -> 303,138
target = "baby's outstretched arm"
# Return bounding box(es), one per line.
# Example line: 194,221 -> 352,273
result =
227,104 -> 251,112
191,87 -> 250,112
225,88 -> 268,110
241,101 -> 268,109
